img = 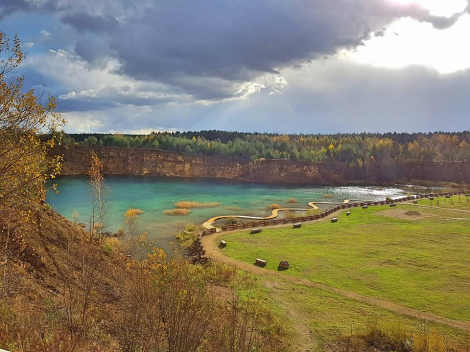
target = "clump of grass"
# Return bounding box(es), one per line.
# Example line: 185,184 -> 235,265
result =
343,319 -> 452,352
321,194 -> 334,199
124,208 -> 145,218
269,203 -> 282,209
225,206 -> 243,211
175,224 -> 198,249
175,201 -> 222,209
306,209 -> 320,216
283,211 -> 300,220
288,198 -> 298,203
163,208 -> 191,216
102,237 -> 123,255
224,216 -> 239,225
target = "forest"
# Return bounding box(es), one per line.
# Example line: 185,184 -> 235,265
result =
66,131 -> 470,164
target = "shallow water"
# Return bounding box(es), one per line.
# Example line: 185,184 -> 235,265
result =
46,176 -> 409,251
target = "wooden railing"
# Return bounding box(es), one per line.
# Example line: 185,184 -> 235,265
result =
192,191 -> 465,263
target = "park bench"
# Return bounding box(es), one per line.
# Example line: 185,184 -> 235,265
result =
255,258 -> 267,267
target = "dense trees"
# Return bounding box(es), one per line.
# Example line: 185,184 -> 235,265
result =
67,131 -> 470,164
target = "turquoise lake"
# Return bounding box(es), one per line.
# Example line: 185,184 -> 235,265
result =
46,176 -> 411,251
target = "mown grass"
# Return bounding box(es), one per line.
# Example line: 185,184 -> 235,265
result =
417,195 -> 470,210
221,196 -> 470,322
248,276 -> 470,351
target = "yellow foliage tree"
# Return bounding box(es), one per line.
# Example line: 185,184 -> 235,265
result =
0,32 -> 64,208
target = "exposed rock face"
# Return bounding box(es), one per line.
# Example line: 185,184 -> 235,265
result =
59,146 -> 470,184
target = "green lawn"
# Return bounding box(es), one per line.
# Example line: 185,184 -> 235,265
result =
417,194 -> 470,210
252,276 -> 470,351
221,197 -> 470,322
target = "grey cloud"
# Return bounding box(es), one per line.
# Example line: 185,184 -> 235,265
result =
208,62 -> 470,134
59,62 -> 470,134
74,35 -> 115,68
419,3 -> 470,29
62,12 -> 118,33
86,0 -> 432,100
57,82 -> 190,112
4,0 -> 469,104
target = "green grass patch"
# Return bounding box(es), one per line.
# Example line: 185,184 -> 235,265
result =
221,198 -> 470,322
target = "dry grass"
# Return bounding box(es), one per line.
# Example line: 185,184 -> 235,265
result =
269,203 -> 282,209
225,206 -> 243,211
175,201 -> 222,209
163,208 -> 191,216
321,194 -> 334,199
306,209 -> 321,216
288,198 -> 298,204
283,211 -> 301,219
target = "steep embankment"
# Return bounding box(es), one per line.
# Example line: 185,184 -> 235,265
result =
60,146 -> 470,184
0,204 -> 126,350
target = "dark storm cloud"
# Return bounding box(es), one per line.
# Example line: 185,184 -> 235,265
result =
56,0 -> 436,100
2,0 -> 467,101
105,0 -> 429,83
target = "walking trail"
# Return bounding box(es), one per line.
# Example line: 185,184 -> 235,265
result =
201,204 -> 470,333
202,199 -> 361,230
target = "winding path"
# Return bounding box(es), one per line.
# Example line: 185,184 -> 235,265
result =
202,199 -> 363,230
201,202 -> 470,333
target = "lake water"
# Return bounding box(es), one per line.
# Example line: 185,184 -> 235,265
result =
46,176 -> 410,251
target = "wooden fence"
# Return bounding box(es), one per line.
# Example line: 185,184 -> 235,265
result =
193,191 -> 465,263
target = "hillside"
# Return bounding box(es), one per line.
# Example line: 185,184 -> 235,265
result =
0,203 -> 125,350
0,203 -> 286,352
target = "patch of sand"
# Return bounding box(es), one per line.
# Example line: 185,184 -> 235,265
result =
377,208 -> 435,221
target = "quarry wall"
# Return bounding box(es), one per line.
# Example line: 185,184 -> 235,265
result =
59,146 -> 470,184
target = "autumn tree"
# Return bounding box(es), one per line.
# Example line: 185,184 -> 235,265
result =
0,31 -> 63,209
87,151 -> 110,239
0,31 -> 63,300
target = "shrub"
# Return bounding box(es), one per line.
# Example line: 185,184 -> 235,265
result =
321,194 -> 334,199
288,198 -> 298,203
225,206 -> 243,211
269,203 -> 282,209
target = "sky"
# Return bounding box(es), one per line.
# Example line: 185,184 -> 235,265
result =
1,0 -> 470,134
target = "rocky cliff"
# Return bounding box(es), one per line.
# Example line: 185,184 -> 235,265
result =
60,146 -> 470,184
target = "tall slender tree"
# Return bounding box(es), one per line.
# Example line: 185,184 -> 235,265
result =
87,151 -> 109,239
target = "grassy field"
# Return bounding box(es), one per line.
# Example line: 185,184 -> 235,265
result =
221,196 -> 470,323
249,276 -> 470,351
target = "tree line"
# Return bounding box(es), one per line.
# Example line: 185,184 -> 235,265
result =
65,131 -> 470,164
